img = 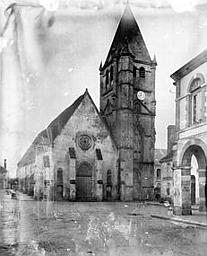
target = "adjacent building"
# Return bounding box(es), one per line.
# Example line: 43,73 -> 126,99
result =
171,49 -> 207,214
154,148 -> 167,200
0,159 -> 8,189
159,125 -> 176,202
16,4 -> 156,201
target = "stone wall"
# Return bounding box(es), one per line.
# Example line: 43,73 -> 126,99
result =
52,93 -> 118,201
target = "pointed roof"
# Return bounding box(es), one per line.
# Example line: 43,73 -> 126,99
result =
17,89 -> 117,168
103,3 -> 151,68
18,92 -> 85,167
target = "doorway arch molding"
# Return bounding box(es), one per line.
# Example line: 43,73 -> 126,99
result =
178,138 -> 207,167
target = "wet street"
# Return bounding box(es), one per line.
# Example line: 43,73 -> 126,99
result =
0,190 -> 207,256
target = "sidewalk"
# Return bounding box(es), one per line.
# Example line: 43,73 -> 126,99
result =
148,202 -> 207,228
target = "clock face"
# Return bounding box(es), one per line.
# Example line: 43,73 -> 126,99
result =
137,91 -> 145,101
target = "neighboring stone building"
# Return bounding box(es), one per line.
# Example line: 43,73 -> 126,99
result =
0,159 -> 8,189
16,4 -> 156,201
154,148 -> 167,200
159,125 -> 176,202
171,49 -> 207,214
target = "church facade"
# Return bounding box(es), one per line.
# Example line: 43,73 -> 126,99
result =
16,4 -> 156,201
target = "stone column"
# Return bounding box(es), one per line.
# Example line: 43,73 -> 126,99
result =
173,168 -> 182,215
69,159 -> 76,200
96,161 -> 103,201
181,166 -> 192,215
173,167 -> 192,215
198,168 -> 206,211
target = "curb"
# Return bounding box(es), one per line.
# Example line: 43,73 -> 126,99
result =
145,202 -> 166,207
151,214 -> 207,228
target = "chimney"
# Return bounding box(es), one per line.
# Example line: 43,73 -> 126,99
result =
167,125 -> 176,154
4,159 -> 7,169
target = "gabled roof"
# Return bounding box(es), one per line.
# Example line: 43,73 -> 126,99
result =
17,89 -> 117,168
18,92 -> 84,168
103,3 -> 152,68
171,49 -> 207,81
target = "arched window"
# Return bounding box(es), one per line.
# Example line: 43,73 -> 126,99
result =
188,75 -> 204,125
110,66 -> 113,83
133,66 -> 136,78
157,169 -> 161,179
189,78 -> 202,93
139,67 -> 145,78
57,168 -> 63,182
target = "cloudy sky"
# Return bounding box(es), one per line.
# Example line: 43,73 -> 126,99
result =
1,0 -> 207,175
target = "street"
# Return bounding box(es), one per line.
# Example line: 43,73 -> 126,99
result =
0,190 -> 207,256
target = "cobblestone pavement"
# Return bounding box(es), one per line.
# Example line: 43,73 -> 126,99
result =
0,190 -> 207,256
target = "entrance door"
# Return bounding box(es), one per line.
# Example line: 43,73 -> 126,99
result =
56,185 -> 63,201
191,175 -> 196,205
76,162 -> 92,201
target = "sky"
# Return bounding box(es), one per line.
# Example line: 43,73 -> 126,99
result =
1,0 -> 207,176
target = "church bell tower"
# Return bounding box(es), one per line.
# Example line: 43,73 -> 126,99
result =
100,3 -> 156,200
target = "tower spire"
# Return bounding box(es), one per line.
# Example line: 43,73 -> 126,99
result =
103,3 -> 151,68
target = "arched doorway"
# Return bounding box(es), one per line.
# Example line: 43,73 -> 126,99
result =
76,162 -> 92,201
106,170 -> 112,200
181,144 -> 207,209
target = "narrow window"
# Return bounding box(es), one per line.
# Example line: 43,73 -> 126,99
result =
69,147 -> 76,159
157,169 -> 161,179
106,170 -> 112,199
96,148 -> 103,160
57,168 -> 63,182
139,67 -> 145,78
110,66 -> 113,82
166,183 -> 170,196
133,66 -> 136,78
106,70 -> 109,86
188,77 -> 203,126
193,94 -> 197,123
107,170 -> 112,185
43,155 -> 50,167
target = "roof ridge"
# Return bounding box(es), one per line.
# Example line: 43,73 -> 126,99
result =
18,92 -> 85,168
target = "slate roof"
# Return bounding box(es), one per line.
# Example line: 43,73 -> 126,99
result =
154,148 -> 167,165
159,150 -> 174,163
18,93 -> 84,168
103,3 -> 152,68
171,49 -> 207,81
17,90 -> 116,168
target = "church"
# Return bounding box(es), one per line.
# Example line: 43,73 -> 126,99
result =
16,4 -> 156,201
